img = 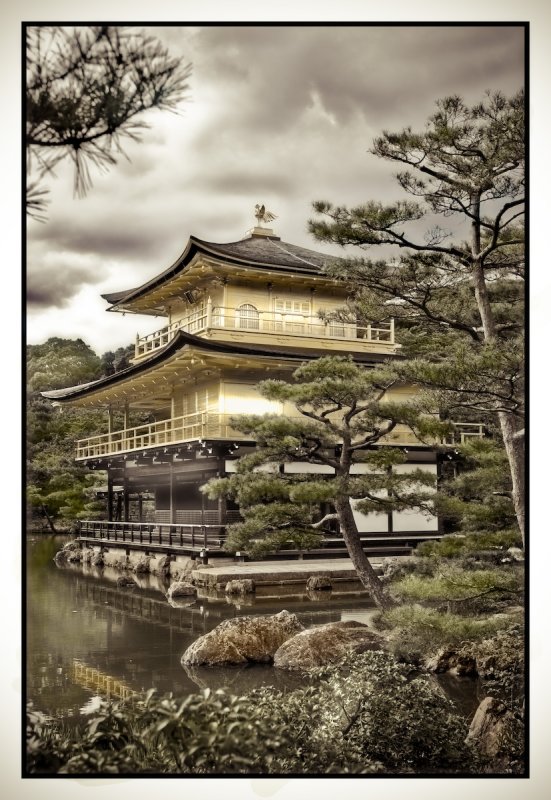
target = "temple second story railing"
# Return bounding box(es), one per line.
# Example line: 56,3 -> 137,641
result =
134,300 -> 395,358
76,412 -> 246,459
76,412 -> 484,460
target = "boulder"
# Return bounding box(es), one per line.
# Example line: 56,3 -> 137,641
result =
54,540 -> 81,565
91,551 -> 105,568
424,648 -> 477,676
306,575 -> 332,591
181,610 -> 304,666
225,579 -> 255,595
116,575 -> 137,588
274,620 -> 386,670
167,581 -> 197,601
150,554 -> 172,578
133,556 -> 151,574
466,696 -> 517,761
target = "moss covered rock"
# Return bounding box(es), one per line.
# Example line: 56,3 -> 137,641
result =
182,610 -> 303,666
274,621 -> 386,670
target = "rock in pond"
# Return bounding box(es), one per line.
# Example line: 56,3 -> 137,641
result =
225,579 -> 255,595
274,620 -> 386,670
306,574 -> 332,591
181,610 -> 304,666
54,540 -> 81,565
167,581 -> 197,601
116,575 -> 137,588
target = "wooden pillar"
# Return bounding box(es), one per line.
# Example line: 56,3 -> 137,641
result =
138,493 -> 143,523
123,477 -> 130,522
169,463 -> 175,524
107,476 -> 114,522
218,454 -> 227,525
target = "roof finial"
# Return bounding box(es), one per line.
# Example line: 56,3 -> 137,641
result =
254,203 -> 277,227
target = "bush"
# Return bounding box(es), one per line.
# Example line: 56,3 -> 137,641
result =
376,604 -> 513,662
416,530 -> 521,559
26,652 -> 478,776
390,566 -> 524,612
380,555 -> 437,583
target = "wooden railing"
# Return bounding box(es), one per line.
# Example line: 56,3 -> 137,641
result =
76,412 -> 245,459
78,520 -> 226,550
134,301 -> 395,358
76,414 -> 485,460
444,423 -> 486,444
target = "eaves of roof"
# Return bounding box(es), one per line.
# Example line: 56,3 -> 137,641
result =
101,235 -> 343,309
41,329 -> 395,402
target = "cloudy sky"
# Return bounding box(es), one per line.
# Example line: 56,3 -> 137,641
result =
26,23 -> 525,355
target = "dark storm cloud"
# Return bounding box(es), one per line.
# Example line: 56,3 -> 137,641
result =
30,215 -> 169,260
194,169 -> 295,196
195,24 -> 524,136
27,263 -> 105,309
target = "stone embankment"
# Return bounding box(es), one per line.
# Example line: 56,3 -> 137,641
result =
54,540 -> 384,595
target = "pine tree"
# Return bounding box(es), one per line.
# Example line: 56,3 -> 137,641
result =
308,91 -> 525,545
26,26 -> 191,219
204,356 -> 447,610
27,338 -> 106,531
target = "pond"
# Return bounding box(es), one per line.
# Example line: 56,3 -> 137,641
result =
26,534 -> 481,722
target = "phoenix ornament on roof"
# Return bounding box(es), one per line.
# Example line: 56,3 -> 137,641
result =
254,204 -> 277,226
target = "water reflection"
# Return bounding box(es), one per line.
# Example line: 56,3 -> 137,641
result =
26,535 -> 378,720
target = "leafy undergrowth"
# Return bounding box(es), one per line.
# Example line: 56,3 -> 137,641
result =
376,604 -> 517,663
390,565 -> 524,614
27,651 -> 479,776
415,530 -> 522,559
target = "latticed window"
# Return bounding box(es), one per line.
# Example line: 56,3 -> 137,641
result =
236,303 -> 260,330
274,299 -> 310,314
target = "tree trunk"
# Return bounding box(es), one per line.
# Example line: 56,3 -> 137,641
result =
498,411 -> 525,548
41,504 -> 58,534
334,497 -> 395,610
471,203 -> 525,547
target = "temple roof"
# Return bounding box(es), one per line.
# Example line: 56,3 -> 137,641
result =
41,329 -> 393,403
101,233 -> 343,309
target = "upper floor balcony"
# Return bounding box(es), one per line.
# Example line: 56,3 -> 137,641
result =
75,413 -> 483,461
134,298 -> 395,360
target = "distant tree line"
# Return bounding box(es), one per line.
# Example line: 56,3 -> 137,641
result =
26,337 -> 134,532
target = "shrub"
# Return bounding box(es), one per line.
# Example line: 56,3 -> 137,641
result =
377,604 -> 513,662
390,566 -> 524,610
416,530 -> 521,559
26,652 -> 478,776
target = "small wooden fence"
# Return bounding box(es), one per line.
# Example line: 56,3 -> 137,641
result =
78,520 -> 227,551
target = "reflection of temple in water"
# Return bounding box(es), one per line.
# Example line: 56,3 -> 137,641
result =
72,659 -> 136,701
29,551 -> 375,714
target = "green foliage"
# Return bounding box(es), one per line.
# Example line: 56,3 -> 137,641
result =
308,91 -> 525,541
377,604 -> 513,661
27,652 -> 478,775
204,356 -> 437,561
435,439 -> 517,534
27,338 -> 108,530
416,530 -> 522,558
390,566 -> 524,612
27,337 -> 101,393
27,26 -> 191,216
